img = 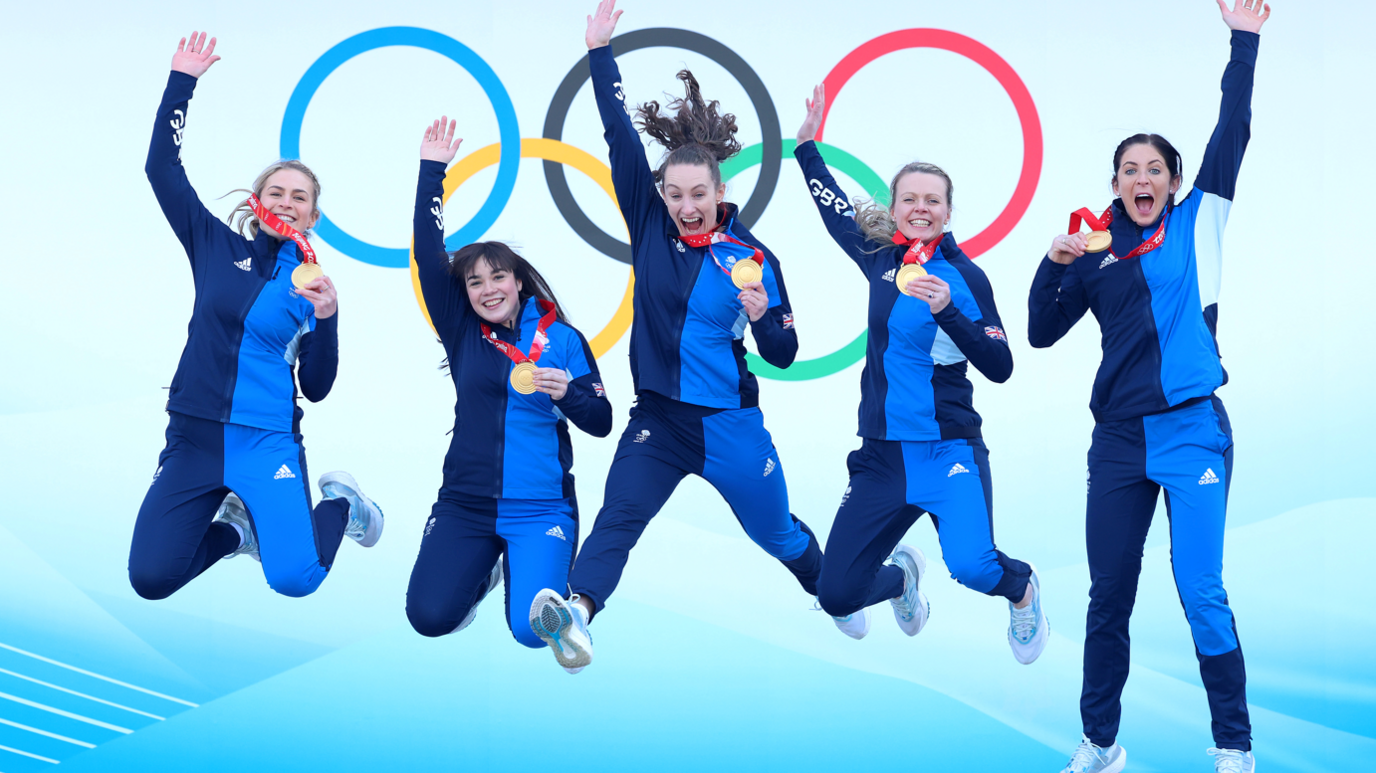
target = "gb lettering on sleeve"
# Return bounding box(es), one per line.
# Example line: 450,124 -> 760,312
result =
431,196 -> 444,231
170,109 -> 186,147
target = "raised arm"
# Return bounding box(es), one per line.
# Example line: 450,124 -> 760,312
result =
794,85 -> 883,268
145,32 -> 222,263
413,117 -> 469,332
1196,1 -> 1268,200
586,0 -> 663,244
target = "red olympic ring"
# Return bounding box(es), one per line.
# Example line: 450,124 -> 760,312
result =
816,29 -> 1043,259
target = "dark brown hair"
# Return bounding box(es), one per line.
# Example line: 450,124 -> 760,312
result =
634,70 -> 742,187
448,241 -> 569,325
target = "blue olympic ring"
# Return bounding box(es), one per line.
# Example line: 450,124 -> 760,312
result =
279,27 -> 521,268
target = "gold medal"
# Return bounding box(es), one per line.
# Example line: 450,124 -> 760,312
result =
291,262 -> 323,290
731,260 -> 762,289
509,361 -> 537,395
1084,231 -> 1112,253
895,263 -> 927,296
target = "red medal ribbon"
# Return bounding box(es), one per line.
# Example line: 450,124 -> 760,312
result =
891,231 -> 944,266
679,209 -> 765,279
249,193 -> 317,265
480,300 -> 558,365
1070,205 -> 1167,261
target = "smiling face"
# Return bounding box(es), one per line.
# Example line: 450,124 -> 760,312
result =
1112,143 -> 1181,227
891,171 -> 950,243
661,163 -> 725,237
256,168 -> 319,239
466,257 -> 523,328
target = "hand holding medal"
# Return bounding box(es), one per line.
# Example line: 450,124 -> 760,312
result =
737,281 -> 768,322
906,274 -> 950,313
249,193 -> 336,317
481,300 -> 561,397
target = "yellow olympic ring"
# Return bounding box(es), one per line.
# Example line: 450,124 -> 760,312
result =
409,138 -> 635,358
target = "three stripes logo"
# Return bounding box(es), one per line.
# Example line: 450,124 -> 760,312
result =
1198,468 -> 1221,485
882,268 -> 897,283
273,464 -> 297,480
1099,256 -> 1118,270
545,525 -> 567,541
947,463 -> 970,478
763,458 -> 776,477
235,257 -> 252,272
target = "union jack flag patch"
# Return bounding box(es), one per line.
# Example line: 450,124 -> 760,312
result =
593,382 -> 606,398
782,313 -> 795,330
984,326 -> 1007,342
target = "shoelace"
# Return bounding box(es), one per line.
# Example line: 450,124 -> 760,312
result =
1207,748 -> 1247,773
1067,738 -> 1106,773
1010,600 -> 1038,641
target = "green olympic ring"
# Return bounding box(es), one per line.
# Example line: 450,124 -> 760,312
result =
720,139 -> 887,381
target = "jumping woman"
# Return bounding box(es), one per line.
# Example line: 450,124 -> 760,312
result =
1028,3 -> 1271,771
130,32 -> 383,602
529,0 -> 824,673
794,86 -> 1047,661
404,118 -> 612,652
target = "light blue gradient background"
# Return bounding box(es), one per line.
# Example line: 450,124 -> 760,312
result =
0,1 -> 1371,770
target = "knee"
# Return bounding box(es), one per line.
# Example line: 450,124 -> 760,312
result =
511,621 -> 545,649
816,579 -> 862,618
407,603 -> 469,639
265,565 -> 325,598
128,566 -> 176,601
945,555 -> 999,594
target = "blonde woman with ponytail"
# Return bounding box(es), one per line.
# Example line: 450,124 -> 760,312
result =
129,31 -> 383,604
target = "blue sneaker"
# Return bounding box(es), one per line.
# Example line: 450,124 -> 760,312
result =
455,558 -> 504,634
213,493 -> 260,563
1009,564 -> 1049,664
886,544 -> 929,636
1207,747 -> 1255,772
318,471 -> 384,547
1061,736 -> 1126,773
529,589 -> 593,674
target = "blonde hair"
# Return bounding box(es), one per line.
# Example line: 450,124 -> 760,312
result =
854,161 -> 954,245
225,160 -> 322,238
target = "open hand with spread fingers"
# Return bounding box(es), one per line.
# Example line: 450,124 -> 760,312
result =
797,84 -> 825,145
171,31 -> 220,78
586,0 -> 623,50
1217,0 -> 1272,33
421,117 -> 463,163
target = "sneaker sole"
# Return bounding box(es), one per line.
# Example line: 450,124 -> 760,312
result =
318,471 -> 384,547
528,590 -> 591,671
891,544 -> 929,636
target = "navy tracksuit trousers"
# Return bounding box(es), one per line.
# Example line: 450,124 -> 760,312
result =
1082,396 -> 1250,751
817,437 -> 1030,617
406,493 -> 578,648
569,393 -> 822,616
128,412 -> 349,599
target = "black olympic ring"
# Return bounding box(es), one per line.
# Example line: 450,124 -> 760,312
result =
542,28 -> 782,265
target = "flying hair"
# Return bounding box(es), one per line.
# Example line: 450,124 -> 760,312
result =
634,69 -> 742,187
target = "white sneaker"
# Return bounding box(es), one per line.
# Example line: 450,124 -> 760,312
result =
816,599 -> 870,640
1061,735 -> 1127,773
887,544 -> 929,636
1207,747 -> 1255,773
1009,564 -> 1049,664
454,558 -> 504,634
213,493 -> 260,563
529,589 -> 593,674
318,471 -> 384,547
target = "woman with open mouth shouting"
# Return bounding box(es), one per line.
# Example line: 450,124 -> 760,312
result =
404,118 -> 612,655
130,31 -> 384,604
1028,2 -> 1272,771
793,87 -> 1047,662
528,0 -> 823,673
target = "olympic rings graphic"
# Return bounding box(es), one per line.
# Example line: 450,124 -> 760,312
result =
815,29 -> 1043,260
408,139 -> 636,359
541,29 -> 781,265
282,26 -> 1042,379
281,27 -> 522,269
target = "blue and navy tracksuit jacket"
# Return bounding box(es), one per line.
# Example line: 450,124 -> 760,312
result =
147,72 -> 337,433
412,160 -> 613,500
1027,31 -> 1259,750
797,140 -> 1029,612
795,141 -> 1012,441
1029,32 -> 1258,423
590,45 -> 797,410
